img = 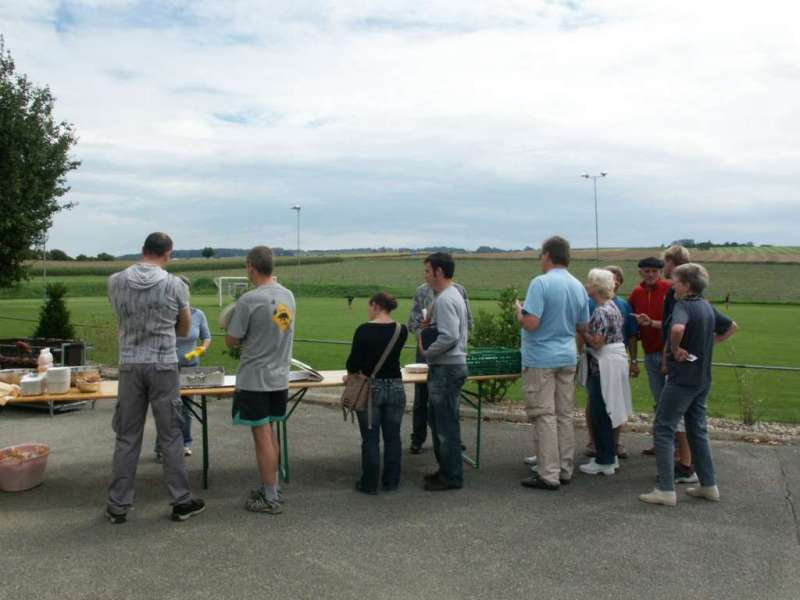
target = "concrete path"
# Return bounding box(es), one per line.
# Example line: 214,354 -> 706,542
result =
2,398 -> 798,600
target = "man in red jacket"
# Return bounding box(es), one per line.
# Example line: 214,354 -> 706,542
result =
628,257 -> 671,454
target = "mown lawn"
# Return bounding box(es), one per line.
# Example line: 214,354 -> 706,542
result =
4,257 -> 800,303
1,296 -> 798,423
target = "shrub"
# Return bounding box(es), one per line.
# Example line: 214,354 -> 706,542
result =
33,283 -> 76,339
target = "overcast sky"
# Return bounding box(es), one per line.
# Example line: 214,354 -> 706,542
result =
2,1 -> 798,255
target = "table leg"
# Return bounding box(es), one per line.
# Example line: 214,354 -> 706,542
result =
201,395 -> 209,490
460,383 -> 483,469
277,388 -> 307,483
277,420 -> 290,483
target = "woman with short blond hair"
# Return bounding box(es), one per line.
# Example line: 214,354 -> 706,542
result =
578,269 -> 632,476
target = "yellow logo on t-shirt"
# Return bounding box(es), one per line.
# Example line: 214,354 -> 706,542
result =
272,304 -> 294,332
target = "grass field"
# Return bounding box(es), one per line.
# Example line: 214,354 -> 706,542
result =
4,256 -> 800,303
1,295 -> 798,423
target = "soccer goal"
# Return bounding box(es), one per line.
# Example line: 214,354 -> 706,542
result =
214,277 -> 250,306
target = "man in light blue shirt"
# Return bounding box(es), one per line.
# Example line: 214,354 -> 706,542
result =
515,236 -> 590,490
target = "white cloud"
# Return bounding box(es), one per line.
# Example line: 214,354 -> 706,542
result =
1,0 -> 798,254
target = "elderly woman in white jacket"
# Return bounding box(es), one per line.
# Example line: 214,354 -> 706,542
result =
578,269 -> 633,476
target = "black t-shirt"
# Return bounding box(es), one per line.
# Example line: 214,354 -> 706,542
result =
346,322 -> 408,379
666,296 -> 733,387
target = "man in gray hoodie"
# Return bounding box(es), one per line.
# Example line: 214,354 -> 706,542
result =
106,232 -> 205,523
418,252 -> 470,491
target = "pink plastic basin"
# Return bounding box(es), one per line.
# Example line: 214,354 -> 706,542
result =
0,443 -> 50,492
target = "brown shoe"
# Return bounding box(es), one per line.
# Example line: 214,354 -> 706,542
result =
642,447 -> 656,456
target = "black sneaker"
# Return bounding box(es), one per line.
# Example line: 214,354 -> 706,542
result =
409,444 -> 422,454
171,498 -> 206,522
423,470 -> 440,483
423,476 -> 462,492
355,481 -> 378,495
674,463 -> 699,484
520,475 -> 560,491
105,510 -> 127,524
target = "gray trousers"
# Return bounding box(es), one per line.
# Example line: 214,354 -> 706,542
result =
107,364 -> 191,513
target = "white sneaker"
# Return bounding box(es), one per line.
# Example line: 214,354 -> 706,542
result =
184,447 -> 193,457
523,455 -> 537,466
639,488 -> 677,506
579,459 -> 616,476
686,485 -> 720,502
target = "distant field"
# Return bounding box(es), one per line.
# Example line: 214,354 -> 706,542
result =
497,246 -> 800,263
5,256 -> 800,303
1,296 -> 798,423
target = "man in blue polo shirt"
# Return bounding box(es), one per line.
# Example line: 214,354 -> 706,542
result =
515,236 -> 590,490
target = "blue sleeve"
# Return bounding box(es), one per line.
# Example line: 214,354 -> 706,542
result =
197,310 -> 211,341
577,287 -> 590,326
523,278 -> 545,318
617,298 -> 639,338
712,306 -> 733,335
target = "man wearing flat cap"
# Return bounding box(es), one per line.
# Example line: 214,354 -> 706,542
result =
627,256 -> 671,454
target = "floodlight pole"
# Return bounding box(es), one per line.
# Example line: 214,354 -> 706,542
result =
581,172 -> 607,264
291,204 -> 301,293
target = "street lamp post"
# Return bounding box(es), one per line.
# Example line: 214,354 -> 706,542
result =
580,172 -> 607,264
290,204 -> 301,292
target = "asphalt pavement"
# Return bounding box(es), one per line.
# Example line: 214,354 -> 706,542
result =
2,396 -> 798,600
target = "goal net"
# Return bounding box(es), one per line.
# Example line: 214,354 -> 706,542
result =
213,277 -> 250,306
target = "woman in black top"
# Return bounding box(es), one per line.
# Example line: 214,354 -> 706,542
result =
345,292 -> 409,494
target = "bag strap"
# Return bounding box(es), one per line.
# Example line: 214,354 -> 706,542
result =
369,322 -> 402,381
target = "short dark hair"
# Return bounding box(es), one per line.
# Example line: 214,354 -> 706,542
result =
142,232 -> 173,257
369,291 -> 398,313
425,252 -> 455,279
604,265 -> 624,286
247,246 -> 274,276
541,236 -> 570,266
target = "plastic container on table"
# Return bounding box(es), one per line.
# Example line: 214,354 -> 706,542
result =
45,367 -> 71,394
0,444 -> 50,492
20,373 -> 45,396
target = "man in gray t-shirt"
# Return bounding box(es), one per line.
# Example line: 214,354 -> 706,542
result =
106,232 -> 205,524
225,246 -> 295,515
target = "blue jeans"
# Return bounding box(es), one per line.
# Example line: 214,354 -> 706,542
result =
654,382 -> 716,492
644,352 -> 665,408
356,379 -> 406,492
588,372 -> 616,466
427,364 -> 468,487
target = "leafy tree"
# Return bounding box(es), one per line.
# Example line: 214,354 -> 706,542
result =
75,254 -> 89,261
47,249 -> 72,261
0,37 -> 80,288
33,283 -> 75,340
201,246 -> 215,258
96,252 -> 115,261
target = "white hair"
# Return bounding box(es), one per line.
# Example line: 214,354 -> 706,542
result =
587,268 -> 616,300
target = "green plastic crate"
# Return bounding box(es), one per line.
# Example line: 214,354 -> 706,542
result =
466,347 -> 521,376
